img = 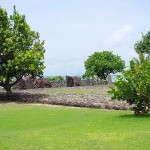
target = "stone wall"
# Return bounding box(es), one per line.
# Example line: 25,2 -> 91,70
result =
51,78 -> 110,88
51,80 -> 66,88
12,76 -> 112,89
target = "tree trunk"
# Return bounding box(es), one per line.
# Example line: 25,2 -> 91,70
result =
106,74 -> 112,84
4,85 -> 13,97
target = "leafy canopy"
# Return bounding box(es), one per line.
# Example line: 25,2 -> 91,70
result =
83,51 -> 125,79
0,6 -> 45,95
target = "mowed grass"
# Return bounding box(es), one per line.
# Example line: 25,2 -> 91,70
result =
42,88 -> 107,95
0,104 -> 150,150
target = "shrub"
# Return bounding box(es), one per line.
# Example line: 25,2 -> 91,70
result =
108,55 -> 150,115
47,76 -> 64,81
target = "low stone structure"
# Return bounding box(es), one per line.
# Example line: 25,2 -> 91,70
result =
13,75 -> 35,89
13,75 -> 112,89
13,76 -> 52,89
0,85 -> 132,111
51,80 -> 66,88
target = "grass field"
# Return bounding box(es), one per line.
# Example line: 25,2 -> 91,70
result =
0,103 -> 150,150
35,85 -> 109,95
44,88 -> 106,95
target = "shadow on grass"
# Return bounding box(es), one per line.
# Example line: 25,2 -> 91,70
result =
118,113 -> 150,119
0,92 -> 48,103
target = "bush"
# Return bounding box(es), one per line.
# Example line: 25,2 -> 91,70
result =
108,55 -> 150,115
47,76 -> 64,81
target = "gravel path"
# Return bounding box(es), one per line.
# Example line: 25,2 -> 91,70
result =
0,85 -> 132,110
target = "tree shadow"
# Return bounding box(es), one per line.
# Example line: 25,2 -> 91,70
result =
118,113 -> 150,119
0,92 -> 48,103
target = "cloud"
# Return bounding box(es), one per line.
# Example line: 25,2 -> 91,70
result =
44,56 -> 85,76
105,25 -> 135,47
128,51 -> 138,59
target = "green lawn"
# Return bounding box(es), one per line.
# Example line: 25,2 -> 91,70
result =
45,89 -> 103,95
41,88 -> 108,95
0,104 -> 149,150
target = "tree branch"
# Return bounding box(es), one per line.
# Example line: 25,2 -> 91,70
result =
10,77 -> 22,87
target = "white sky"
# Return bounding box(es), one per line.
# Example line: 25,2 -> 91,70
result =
1,0 -> 150,76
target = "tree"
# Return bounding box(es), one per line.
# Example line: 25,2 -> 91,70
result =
109,31 -> 150,115
0,6 -> 45,96
134,31 -> 150,55
109,54 -> 150,115
83,51 -> 125,80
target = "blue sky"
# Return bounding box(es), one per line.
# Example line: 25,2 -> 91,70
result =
1,0 -> 150,76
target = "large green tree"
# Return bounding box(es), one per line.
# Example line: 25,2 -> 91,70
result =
0,6 -> 45,96
83,51 -> 125,80
134,31 -> 150,55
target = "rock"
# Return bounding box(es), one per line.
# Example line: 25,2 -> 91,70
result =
25,75 -> 35,89
66,76 -> 74,87
13,75 -> 35,89
73,76 -> 81,86
106,74 -> 112,84
35,78 -> 52,88
42,98 -> 49,104
18,79 -> 26,89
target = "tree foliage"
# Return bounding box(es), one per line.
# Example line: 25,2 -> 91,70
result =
109,54 -> 150,115
0,6 -> 45,96
109,32 -> 150,115
135,31 -> 150,55
47,76 -> 64,81
83,51 -> 125,80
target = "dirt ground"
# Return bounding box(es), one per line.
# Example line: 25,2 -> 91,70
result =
0,85 -> 132,110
